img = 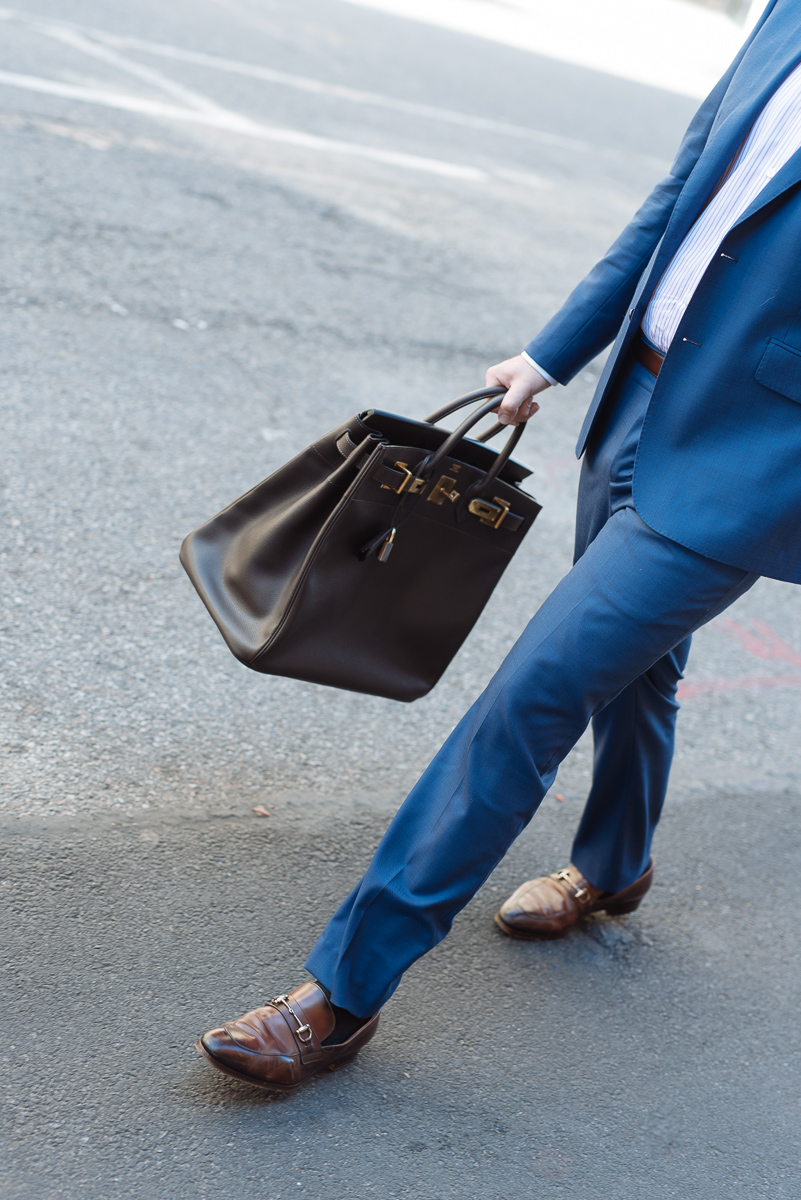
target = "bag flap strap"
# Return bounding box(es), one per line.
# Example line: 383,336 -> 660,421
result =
337,431 -> 358,458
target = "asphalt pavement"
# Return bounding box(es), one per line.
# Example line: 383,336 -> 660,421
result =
1,2 -> 800,1197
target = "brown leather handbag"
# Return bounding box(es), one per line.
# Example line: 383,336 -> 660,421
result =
180,389 -> 541,701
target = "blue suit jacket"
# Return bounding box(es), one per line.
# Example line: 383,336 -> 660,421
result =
526,0 -> 801,584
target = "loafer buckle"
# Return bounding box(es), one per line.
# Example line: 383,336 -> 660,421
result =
271,994 -> 314,1044
556,868 -> 589,903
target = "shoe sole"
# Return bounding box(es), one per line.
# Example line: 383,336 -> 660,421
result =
494,860 -> 653,941
194,1039 -> 359,1093
494,912 -> 576,940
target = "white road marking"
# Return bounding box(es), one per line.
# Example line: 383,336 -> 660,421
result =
39,24 -> 228,115
94,31 -> 601,154
0,69 -> 489,181
0,8 -> 666,168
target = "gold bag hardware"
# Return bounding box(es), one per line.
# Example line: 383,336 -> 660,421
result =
468,496 -> 511,529
380,462 -> 426,495
427,475 -> 460,505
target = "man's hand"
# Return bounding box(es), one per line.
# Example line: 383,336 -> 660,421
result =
486,355 -> 551,425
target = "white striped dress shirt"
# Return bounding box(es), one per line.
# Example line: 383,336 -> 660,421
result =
643,59 -> 801,353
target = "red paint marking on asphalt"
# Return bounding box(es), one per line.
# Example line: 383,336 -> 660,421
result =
678,674 -> 801,699
680,618 -> 801,697
717,617 -> 801,666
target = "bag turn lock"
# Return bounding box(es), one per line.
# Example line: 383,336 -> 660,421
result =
468,496 -> 511,529
427,475 -> 460,505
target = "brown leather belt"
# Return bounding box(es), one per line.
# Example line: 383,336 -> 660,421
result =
633,335 -> 665,378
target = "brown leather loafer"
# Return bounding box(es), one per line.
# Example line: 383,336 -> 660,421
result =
196,982 -> 379,1092
495,859 -> 654,940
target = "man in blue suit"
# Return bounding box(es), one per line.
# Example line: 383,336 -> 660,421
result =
197,0 -> 801,1089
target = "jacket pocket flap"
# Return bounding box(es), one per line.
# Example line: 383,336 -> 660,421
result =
756,338 -> 801,403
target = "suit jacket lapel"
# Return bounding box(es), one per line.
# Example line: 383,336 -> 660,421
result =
732,143 -> 801,228
576,0 -> 797,458
639,20 -> 801,304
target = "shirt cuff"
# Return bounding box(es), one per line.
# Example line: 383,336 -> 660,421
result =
521,350 -> 558,387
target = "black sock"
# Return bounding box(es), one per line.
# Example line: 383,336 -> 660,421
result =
315,980 -> 368,1045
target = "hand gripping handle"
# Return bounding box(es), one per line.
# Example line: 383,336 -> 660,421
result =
419,388 -> 526,496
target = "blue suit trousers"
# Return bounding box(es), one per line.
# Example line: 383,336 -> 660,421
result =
306,359 -> 759,1018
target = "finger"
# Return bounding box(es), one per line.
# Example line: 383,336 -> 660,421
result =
485,366 -> 508,388
505,398 -> 541,426
497,380 -> 532,423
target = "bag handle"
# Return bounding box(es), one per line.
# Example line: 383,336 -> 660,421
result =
474,420 -> 505,444
419,389 -> 526,496
423,386 -> 506,426
361,390 -> 526,564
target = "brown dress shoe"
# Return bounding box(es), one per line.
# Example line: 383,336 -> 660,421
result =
196,982 -> 379,1092
495,859 -> 654,940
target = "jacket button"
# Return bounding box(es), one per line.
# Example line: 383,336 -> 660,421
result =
628,309 -> 634,321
